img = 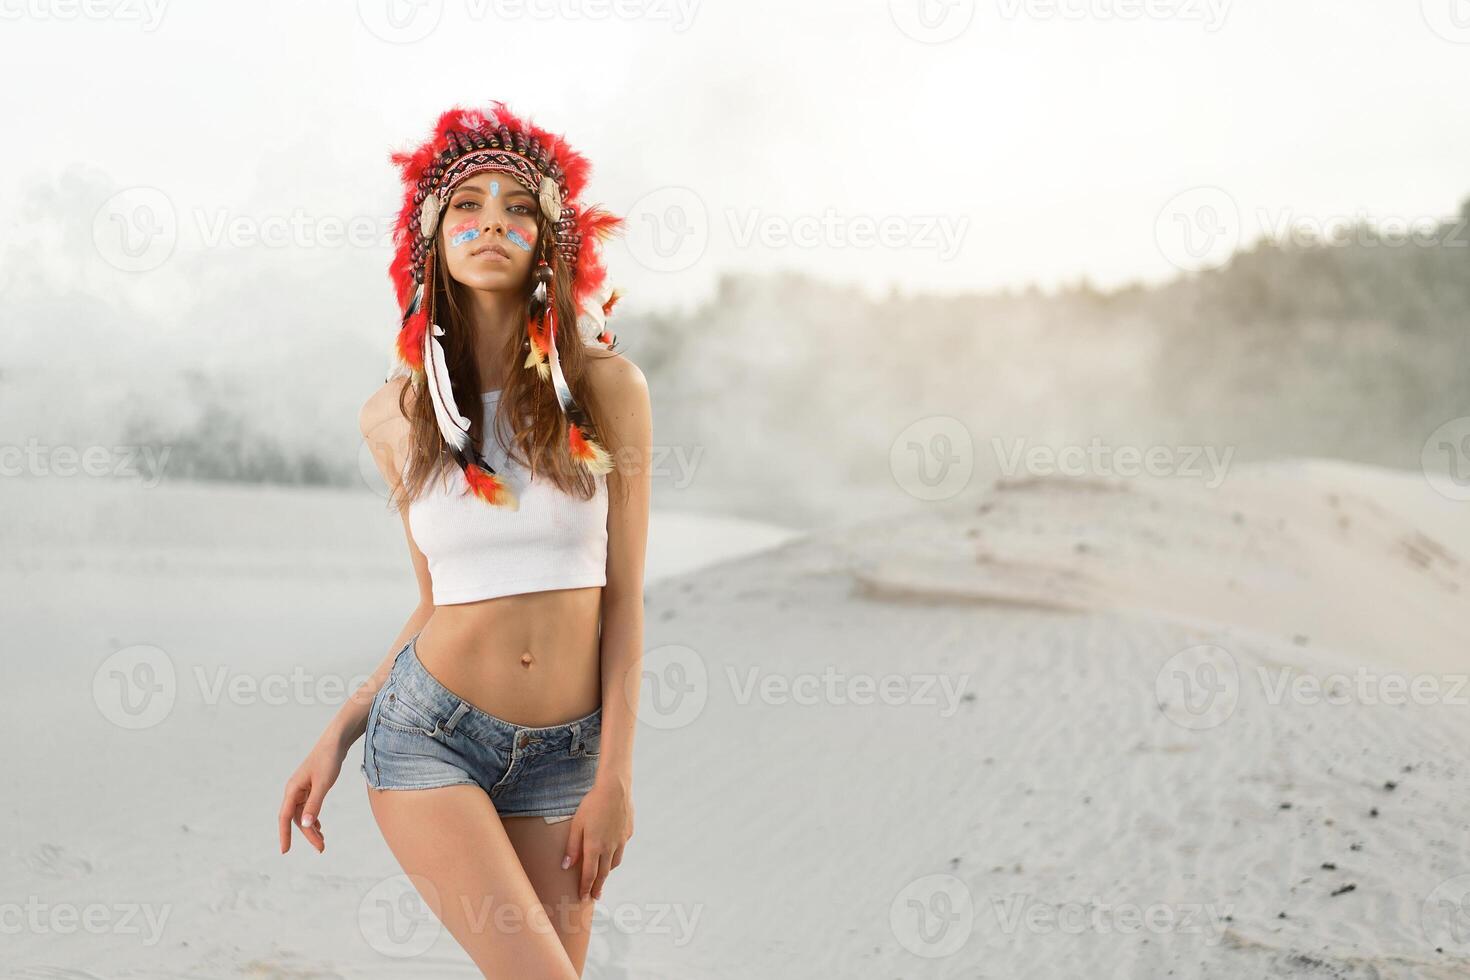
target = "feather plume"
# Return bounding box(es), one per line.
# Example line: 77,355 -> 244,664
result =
568,423 -> 614,475
424,321 -> 470,453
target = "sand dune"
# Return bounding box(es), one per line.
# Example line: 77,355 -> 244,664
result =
3,461 -> 1468,978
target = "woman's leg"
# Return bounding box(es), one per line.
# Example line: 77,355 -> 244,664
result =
503,816 -> 597,972
368,784 -> 580,979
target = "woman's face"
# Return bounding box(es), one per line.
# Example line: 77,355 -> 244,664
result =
438,171 -> 540,292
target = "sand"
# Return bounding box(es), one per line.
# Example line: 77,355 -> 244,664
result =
3,459 -> 1468,978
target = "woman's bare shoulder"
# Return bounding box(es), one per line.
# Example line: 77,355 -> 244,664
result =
583,348 -> 648,409
358,375 -> 416,438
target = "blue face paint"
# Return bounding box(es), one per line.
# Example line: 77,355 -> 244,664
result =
490,180 -> 500,198
506,228 -> 533,252
448,218 -> 480,248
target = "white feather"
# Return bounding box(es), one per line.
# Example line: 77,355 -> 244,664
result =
424,321 -> 470,452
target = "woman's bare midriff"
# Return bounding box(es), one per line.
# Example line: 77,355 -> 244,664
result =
413,586 -> 603,729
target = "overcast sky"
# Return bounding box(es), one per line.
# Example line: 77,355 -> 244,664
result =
3,0 -> 1469,315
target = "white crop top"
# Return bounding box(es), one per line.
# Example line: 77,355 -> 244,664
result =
406,389 -> 609,605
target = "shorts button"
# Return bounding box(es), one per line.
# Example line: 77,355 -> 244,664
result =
517,733 -> 529,748
387,693 -> 395,701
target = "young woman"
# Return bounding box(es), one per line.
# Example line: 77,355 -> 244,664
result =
276,103 -> 651,979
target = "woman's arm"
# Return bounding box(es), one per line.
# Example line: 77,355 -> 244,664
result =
279,380 -> 434,854
563,352 -> 651,899
327,379 -> 438,749
321,510 -> 436,754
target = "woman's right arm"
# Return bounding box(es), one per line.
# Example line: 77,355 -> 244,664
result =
279,380 -> 434,854
321,506 -> 436,754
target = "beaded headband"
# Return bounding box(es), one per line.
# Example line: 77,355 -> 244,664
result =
385,102 -> 624,508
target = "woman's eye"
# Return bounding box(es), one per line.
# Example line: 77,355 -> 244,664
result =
510,204 -> 531,215
454,201 -> 479,211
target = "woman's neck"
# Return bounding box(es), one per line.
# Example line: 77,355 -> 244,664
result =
460,285 -> 523,389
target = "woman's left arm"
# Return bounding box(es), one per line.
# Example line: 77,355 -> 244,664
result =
565,352 -> 651,901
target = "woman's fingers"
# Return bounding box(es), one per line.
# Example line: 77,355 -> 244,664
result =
590,851 -> 612,901
293,810 -> 326,853
279,778 -> 327,854
278,780 -> 305,853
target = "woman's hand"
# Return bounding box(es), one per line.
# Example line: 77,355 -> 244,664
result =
278,733 -> 349,854
562,778 -> 634,901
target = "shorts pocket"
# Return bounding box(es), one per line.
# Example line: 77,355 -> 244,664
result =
570,722 -> 601,758
376,682 -> 441,737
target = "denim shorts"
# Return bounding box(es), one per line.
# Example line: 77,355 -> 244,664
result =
361,634 -> 602,820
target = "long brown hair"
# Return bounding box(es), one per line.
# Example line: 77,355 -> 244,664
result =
391,209 -> 614,512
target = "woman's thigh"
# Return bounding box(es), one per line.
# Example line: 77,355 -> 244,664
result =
503,815 -> 597,972
367,784 -> 580,979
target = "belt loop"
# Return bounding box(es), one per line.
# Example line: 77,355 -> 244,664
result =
443,701 -> 471,737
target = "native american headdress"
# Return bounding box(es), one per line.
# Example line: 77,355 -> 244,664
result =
386,102 -> 624,508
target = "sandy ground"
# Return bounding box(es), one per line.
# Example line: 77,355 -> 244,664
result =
3,459 -> 1469,978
